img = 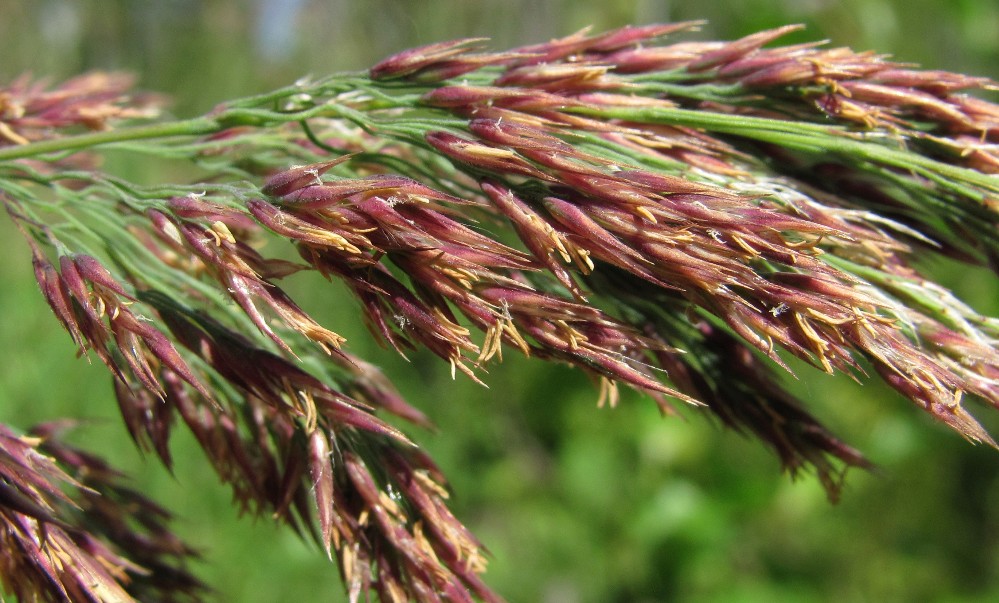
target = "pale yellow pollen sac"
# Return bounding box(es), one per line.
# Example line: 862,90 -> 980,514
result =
527,214 -> 571,262
275,304 -> 346,353
477,322 -> 504,364
449,355 -> 485,385
555,320 -> 586,350
794,313 -> 827,349
730,232 -> 760,256
301,390 -> 319,434
438,265 -> 477,290
281,378 -> 318,434
478,301 -> 531,365
413,469 -> 450,500
501,319 -> 531,357
307,327 -> 347,355
574,247 -> 595,273
634,205 -> 658,223
340,544 -> 355,587
301,226 -> 364,254
951,388 -> 965,409
0,121 -> 30,145
854,308 -> 892,336
210,221 -> 236,246
858,239 -> 894,264
548,231 -> 572,263
462,143 -> 518,160
806,307 -> 855,326
413,522 -> 442,565
446,523 -> 485,569
532,63 -> 609,79
94,294 -> 108,318
955,130 -> 989,158
912,367 -> 947,395
764,334 -> 776,356
782,234 -> 825,252
318,208 -> 350,225
597,376 -> 620,409
431,307 -> 472,340
815,351 -> 834,374
466,547 -> 488,574
329,525 -> 342,551
808,60 -> 845,95
378,490 -> 403,520
835,99 -> 881,129
383,576 -> 408,603
794,312 -> 835,373
548,227 -> 594,275
93,287 -> 131,321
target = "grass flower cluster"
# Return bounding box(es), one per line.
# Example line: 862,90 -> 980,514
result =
0,22 -> 996,602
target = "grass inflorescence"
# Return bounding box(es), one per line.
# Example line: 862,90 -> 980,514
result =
0,23 -> 997,602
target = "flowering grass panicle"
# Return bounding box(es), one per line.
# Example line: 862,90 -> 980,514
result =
0,21 -> 997,602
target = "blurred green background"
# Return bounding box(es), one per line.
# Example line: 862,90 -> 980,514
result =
2,1 -> 998,602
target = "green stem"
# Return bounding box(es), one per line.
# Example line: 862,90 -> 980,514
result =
569,105 -> 999,198
0,117 -> 220,162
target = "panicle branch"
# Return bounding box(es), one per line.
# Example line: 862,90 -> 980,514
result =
0,422 -> 204,602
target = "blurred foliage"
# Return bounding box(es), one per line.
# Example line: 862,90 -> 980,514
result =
1,1 -> 998,602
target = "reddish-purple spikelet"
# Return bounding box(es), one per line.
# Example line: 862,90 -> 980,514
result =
57,255 -> 92,312
425,130 -> 555,181
554,171 -> 660,212
481,181 -> 588,297
715,40 -> 828,77
839,81 -> 975,128
421,86 -> 583,114
73,255 -> 133,300
469,117 -> 574,153
247,199 -> 375,252
281,177 -> 406,209
510,22 -> 701,66
32,252 -> 86,350
277,174 -> 469,211
308,429 -> 335,558
601,41 -> 721,73
317,394 -> 413,444
167,195 -> 259,230
475,285 -> 588,321
369,38 -> 488,80
261,156 -> 352,197
542,196 -> 679,290
737,59 -> 828,88
688,24 -> 805,72
128,316 -> 215,401
586,22 -> 704,53
405,51 -> 536,83
493,62 -> 616,92
420,85 -> 531,108
870,69 -> 997,95
726,46 -> 890,87
338,352 -> 434,428
109,319 -> 164,397
615,170 -> 714,195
